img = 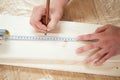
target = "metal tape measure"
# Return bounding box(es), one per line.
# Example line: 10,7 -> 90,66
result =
9,35 -> 77,42
0,29 -> 96,42
0,29 -> 10,40
0,29 -> 76,42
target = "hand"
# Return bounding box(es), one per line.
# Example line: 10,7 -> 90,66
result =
30,5 -> 63,32
76,25 -> 120,66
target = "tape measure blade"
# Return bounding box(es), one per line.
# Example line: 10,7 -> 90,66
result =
9,35 -> 77,42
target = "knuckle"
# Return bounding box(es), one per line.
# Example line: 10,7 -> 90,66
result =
50,27 -> 55,30
33,6 -> 39,10
48,26 -> 55,30
86,34 -> 92,38
104,24 -> 109,26
99,32 -> 106,37
84,44 -> 94,51
78,48 -> 84,53
101,40 -> 108,45
96,53 -> 101,57
80,47 -> 85,52
79,36 -> 84,40
33,6 -> 38,11
29,20 -> 33,25
103,57 -> 108,61
90,43 -> 98,48
89,44 -> 94,48
96,27 -> 101,31
35,29 -> 39,32
104,24 -> 112,27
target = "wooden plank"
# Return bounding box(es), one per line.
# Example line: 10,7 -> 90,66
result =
0,0 -> 120,79
0,15 -> 120,76
0,64 -> 120,80
0,62 -> 120,77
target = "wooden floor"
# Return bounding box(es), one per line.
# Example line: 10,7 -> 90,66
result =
0,65 -> 120,80
0,0 -> 120,80
62,0 -> 120,25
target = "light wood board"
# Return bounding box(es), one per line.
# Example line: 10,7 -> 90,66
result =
0,15 -> 120,76
0,0 -> 120,79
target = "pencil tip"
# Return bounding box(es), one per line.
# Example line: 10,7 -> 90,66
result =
44,33 -> 47,35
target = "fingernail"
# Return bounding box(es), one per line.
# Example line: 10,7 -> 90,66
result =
76,48 -> 83,54
47,28 -> 51,31
77,36 -> 84,41
84,60 -> 89,64
76,37 -> 80,41
76,49 -> 80,54
94,62 -> 101,66
94,63 -> 100,66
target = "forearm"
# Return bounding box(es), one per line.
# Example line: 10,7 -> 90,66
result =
50,0 -> 68,9
119,27 -> 120,35
49,0 -> 68,19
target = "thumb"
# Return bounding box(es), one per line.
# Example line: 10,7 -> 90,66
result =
95,24 -> 110,33
47,16 -> 59,31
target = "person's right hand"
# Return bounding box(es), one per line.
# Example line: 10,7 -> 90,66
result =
30,5 -> 64,33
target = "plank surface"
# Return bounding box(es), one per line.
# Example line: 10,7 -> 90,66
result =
0,0 -> 120,79
0,64 -> 120,80
0,15 -> 120,77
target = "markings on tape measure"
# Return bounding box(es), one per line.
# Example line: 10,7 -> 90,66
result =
9,35 -> 77,42
8,35 -> 97,42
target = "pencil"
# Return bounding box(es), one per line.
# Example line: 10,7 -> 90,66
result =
45,0 -> 50,35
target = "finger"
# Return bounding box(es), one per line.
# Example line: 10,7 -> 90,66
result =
95,24 -> 111,33
35,22 -> 47,31
35,27 -> 46,33
31,23 -> 46,33
77,34 -> 99,41
39,29 -> 46,33
30,22 -> 40,32
47,16 -> 59,31
76,42 -> 99,54
84,49 -> 108,64
95,53 -> 113,66
32,6 -> 46,20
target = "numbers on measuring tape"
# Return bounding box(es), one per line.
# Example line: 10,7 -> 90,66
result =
9,35 -> 77,42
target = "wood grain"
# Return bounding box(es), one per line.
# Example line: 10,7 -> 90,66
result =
62,0 -> 120,25
0,64 -> 120,80
0,0 -> 120,80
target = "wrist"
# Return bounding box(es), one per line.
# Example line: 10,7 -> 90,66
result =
50,0 -> 68,9
117,27 -> 120,44
50,0 -> 66,19
119,28 -> 120,37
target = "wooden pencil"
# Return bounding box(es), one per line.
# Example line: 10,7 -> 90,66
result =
45,0 -> 50,35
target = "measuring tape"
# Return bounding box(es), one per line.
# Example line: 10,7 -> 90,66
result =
9,35 -> 77,42
0,29 -> 97,42
0,29 -> 76,42
0,29 -> 10,40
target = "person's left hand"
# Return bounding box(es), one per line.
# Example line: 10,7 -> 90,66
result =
76,25 -> 120,66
